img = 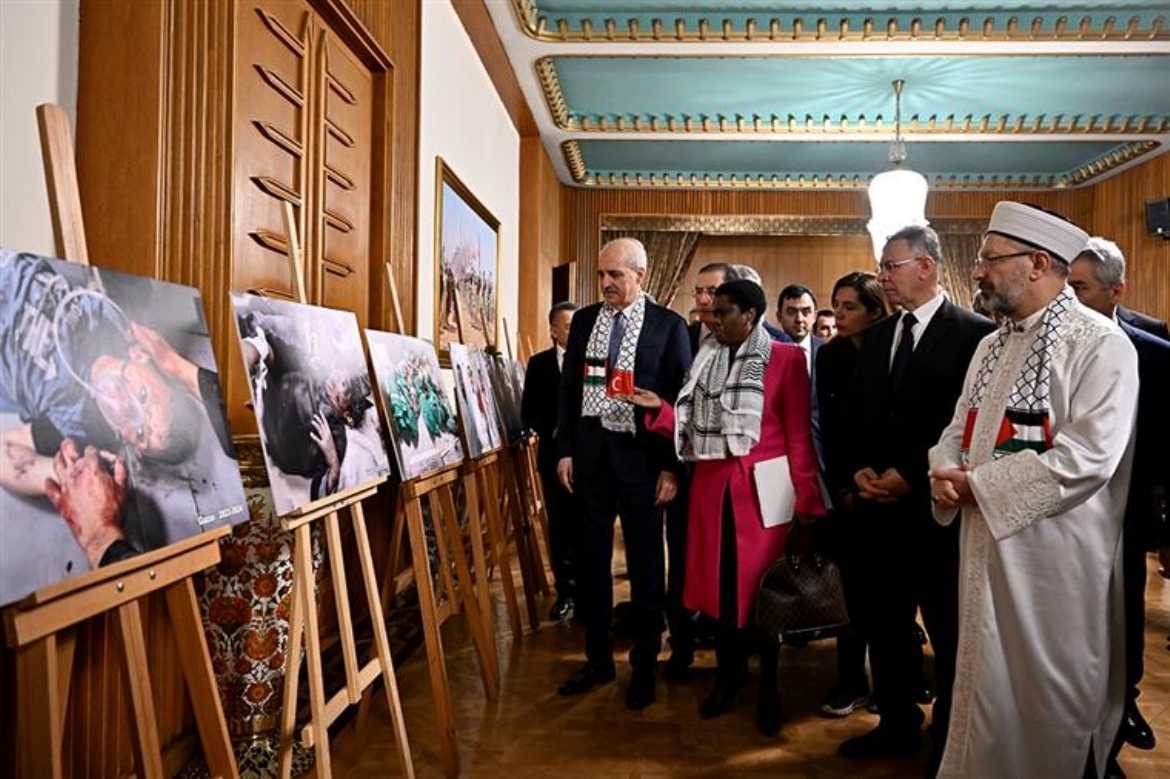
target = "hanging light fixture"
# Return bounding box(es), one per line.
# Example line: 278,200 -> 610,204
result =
867,79 -> 930,260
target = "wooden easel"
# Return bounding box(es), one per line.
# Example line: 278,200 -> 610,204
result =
273,204 -> 413,779
1,103 -> 238,779
371,265 -> 502,776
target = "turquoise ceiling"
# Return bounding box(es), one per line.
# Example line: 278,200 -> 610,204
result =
486,1 -> 1170,190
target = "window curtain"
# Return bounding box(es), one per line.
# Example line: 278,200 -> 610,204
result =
600,229 -> 701,307
937,231 -> 982,310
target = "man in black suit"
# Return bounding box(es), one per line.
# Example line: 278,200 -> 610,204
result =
1117,304 -> 1170,341
556,237 -> 691,710
1070,238 -> 1170,767
839,225 -> 995,768
521,301 -> 578,622
776,283 -> 825,376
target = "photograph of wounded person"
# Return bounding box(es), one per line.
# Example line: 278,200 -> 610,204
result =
0,249 -> 248,606
230,292 -> 391,517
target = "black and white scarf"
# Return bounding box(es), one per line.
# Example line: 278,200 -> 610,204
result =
961,284 -> 1075,460
582,294 -> 646,434
675,322 -> 771,460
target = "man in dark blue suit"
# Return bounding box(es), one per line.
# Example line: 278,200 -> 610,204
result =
556,237 -> 692,710
1117,304 -> 1170,341
840,225 -> 995,767
1070,239 -> 1170,768
521,301 -> 578,622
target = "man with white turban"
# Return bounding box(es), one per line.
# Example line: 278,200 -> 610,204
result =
928,202 -> 1138,778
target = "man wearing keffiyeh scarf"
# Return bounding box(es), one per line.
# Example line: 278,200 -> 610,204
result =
929,202 -> 1138,779
554,238 -> 692,711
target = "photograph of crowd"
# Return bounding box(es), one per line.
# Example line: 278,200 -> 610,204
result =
449,343 -> 503,459
0,250 -> 248,606
230,293 -> 391,516
365,330 -> 463,480
435,158 -> 499,358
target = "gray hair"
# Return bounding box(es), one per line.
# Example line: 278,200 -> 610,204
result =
886,224 -> 943,265
599,237 -> 648,271
728,264 -> 763,285
1076,237 -> 1127,287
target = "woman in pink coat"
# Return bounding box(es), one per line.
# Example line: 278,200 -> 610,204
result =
624,279 -> 825,734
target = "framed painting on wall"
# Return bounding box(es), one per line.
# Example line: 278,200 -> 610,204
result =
433,157 -> 499,362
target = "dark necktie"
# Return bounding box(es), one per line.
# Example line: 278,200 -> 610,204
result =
890,311 -> 917,389
608,311 -> 626,367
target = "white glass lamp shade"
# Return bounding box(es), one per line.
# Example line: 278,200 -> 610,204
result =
867,167 -> 930,260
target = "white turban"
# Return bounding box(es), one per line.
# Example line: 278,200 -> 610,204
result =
986,202 -> 1089,263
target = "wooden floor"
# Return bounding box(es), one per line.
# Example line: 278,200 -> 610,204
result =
330,554 -> 1170,778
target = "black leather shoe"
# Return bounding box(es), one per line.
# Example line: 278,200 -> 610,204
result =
838,725 -> 922,759
756,685 -> 782,736
1122,703 -> 1156,750
626,666 -> 656,710
917,683 -> 935,705
549,595 -> 575,622
699,677 -> 742,719
557,662 -> 616,696
1104,757 -> 1127,779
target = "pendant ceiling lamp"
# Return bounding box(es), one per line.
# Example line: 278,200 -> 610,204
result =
867,79 -> 929,260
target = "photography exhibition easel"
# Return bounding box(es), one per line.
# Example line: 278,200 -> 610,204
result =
1,103 -> 238,779
273,203 -> 413,779
372,265 -> 502,776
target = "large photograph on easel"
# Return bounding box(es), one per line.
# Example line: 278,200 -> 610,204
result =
0,249 -> 248,606
434,158 -> 499,362
449,343 -> 503,459
365,330 -> 464,480
229,293 -> 391,517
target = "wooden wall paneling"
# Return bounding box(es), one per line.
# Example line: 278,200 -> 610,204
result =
519,137 -> 564,354
1088,154 -> 1170,322
561,186 -> 1101,305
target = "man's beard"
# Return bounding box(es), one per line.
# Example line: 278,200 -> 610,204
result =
982,275 -> 1026,318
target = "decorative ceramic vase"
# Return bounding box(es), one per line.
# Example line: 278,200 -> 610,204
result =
196,435 -> 322,775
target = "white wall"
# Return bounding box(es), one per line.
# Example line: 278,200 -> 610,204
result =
418,0 -> 520,350
0,0 -> 79,256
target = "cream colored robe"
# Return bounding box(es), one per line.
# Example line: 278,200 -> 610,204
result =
929,300 -> 1137,779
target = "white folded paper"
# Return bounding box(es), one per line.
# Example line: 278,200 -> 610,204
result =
753,455 -> 795,528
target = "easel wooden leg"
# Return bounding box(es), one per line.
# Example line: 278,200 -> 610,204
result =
16,636 -> 64,779
113,601 -> 165,779
491,461 -> 540,629
350,502 -> 415,779
166,578 -> 238,779
325,511 -> 362,703
279,536 -> 306,779
404,497 -> 460,776
468,467 -> 521,635
437,484 -> 500,699
295,523 -> 332,777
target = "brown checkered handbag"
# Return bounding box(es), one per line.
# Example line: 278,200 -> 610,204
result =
754,524 -> 849,645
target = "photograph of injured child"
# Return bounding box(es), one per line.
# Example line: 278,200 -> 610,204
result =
0,249 -> 248,606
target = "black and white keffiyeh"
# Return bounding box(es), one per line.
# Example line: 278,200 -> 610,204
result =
962,284 -> 1075,460
675,322 -> 771,460
582,294 -> 646,433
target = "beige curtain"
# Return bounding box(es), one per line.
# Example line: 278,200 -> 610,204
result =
937,231 -> 982,310
601,229 -> 702,307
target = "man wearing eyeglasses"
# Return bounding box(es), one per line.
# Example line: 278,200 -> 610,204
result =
928,203 -> 1138,778
839,225 -> 994,768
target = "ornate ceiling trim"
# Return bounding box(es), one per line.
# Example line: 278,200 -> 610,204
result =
599,213 -> 988,236
535,56 -> 1170,136
563,139 -> 1162,190
512,3 -> 1168,44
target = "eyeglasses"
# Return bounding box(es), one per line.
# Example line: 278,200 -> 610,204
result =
692,286 -> 720,297
974,250 -> 1034,267
877,256 -> 920,275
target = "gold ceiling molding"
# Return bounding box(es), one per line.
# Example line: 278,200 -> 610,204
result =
599,213 -> 988,236
561,140 -> 1162,191
534,59 -> 1170,137
511,3 -> 1168,44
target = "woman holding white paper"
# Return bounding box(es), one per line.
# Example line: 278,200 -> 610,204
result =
623,279 -> 824,734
